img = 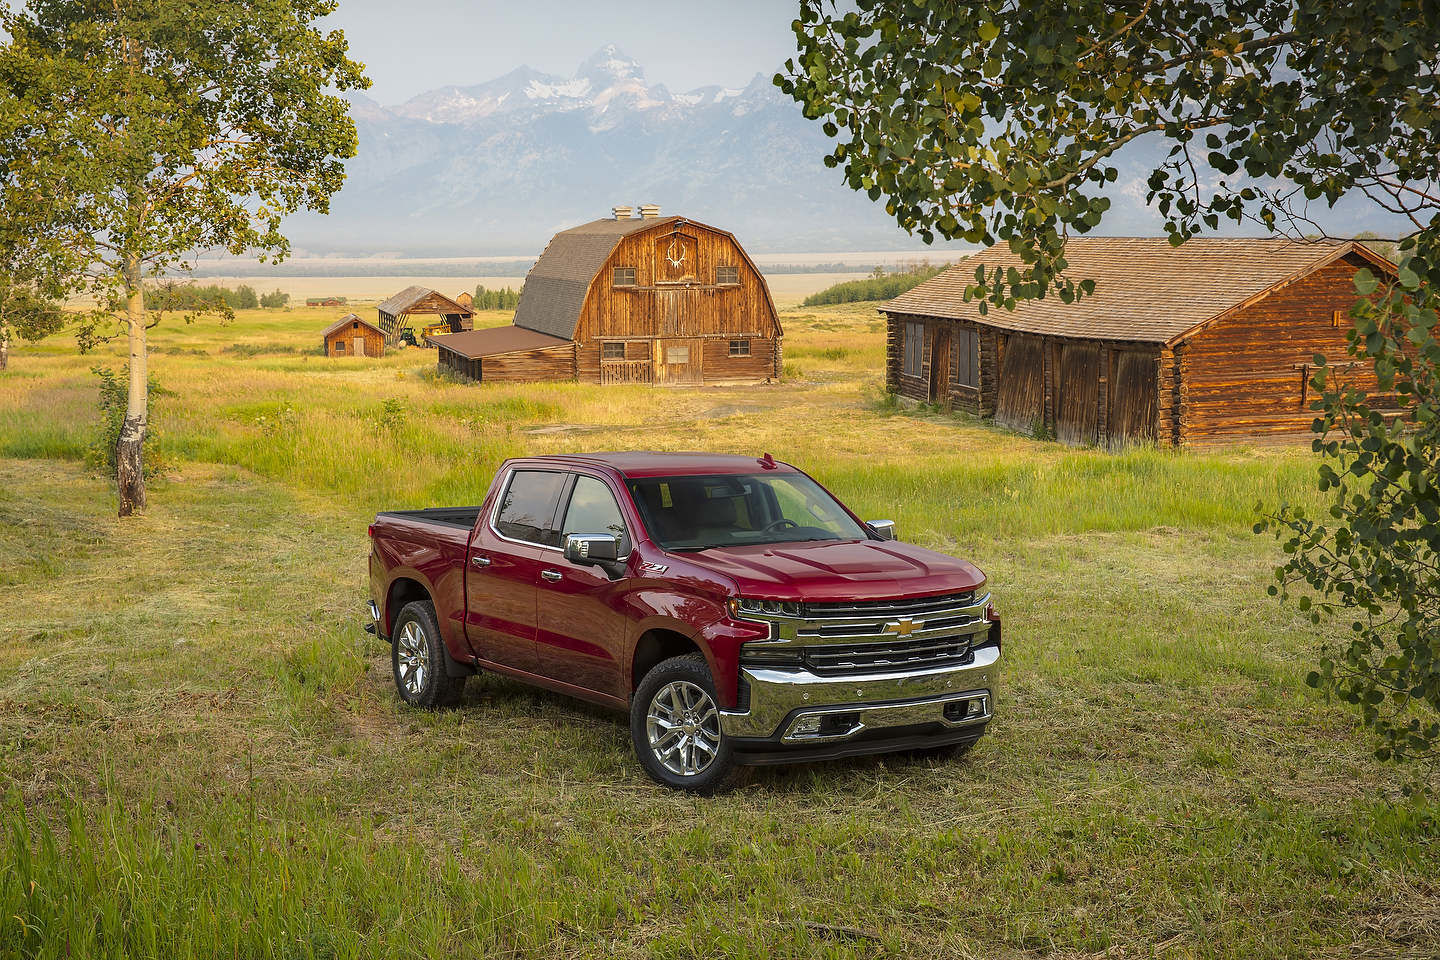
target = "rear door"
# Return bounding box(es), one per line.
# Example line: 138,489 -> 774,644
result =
464,468 -> 567,674
534,472 -> 633,699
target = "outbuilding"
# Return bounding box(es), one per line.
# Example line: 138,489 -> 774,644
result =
377,286 -> 475,345
431,206 -> 782,385
323,313 -> 385,358
881,237 -> 1398,446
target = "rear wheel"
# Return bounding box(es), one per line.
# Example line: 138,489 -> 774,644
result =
630,654 -> 737,794
391,600 -> 465,709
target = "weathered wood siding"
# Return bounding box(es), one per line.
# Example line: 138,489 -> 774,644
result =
438,343 -> 576,382
324,321 -> 386,358
885,314 -> 989,415
571,221 -> 781,385
994,334 -> 1045,432
1180,254 -> 1379,444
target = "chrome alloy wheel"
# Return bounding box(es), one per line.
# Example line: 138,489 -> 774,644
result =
646,680 -> 721,777
396,620 -> 430,696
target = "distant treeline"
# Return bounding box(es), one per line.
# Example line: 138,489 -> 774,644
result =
802,262 -> 951,306
152,283 -> 289,310
474,284 -> 523,310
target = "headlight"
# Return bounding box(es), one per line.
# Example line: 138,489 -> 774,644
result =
730,597 -> 802,619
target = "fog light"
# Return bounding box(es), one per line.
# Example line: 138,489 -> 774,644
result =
968,696 -> 987,717
790,716 -> 822,737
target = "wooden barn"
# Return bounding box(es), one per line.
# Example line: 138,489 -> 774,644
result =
323,313 -> 385,358
455,291 -> 474,310
430,206 -> 782,385
377,286 -> 474,345
881,238 -> 1398,446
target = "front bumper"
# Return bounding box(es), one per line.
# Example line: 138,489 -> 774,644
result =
718,643 -> 999,749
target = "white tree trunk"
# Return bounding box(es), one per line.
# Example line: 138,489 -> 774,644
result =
117,257 -> 147,516
0,329 -> 8,372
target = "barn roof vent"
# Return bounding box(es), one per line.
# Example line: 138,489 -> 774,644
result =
612,205 -> 634,220
638,203 -> 661,219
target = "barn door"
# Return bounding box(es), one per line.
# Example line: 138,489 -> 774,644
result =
353,337 -> 366,358
1108,350 -> 1158,446
655,339 -> 702,384
1055,343 -> 1102,445
928,326 -> 951,405
994,335 -> 1044,433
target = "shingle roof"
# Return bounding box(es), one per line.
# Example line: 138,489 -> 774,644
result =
430,326 -> 572,359
883,237 -> 1393,345
377,285 -> 472,318
321,313 -> 382,338
512,216 -> 683,339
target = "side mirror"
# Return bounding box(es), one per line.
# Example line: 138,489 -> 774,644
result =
866,519 -> 897,541
564,533 -> 620,565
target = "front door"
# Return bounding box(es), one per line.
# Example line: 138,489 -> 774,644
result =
928,326 -> 951,404
353,336 -> 366,358
534,473 -> 632,699
655,338 -> 702,384
463,468 -> 568,674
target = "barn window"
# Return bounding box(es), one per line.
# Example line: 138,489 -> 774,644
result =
602,341 -> 626,360
717,265 -> 739,285
334,341 -> 346,354
352,321 -> 359,329
955,327 -> 979,388
728,339 -> 751,357
666,345 -> 690,364
903,322 -> 923,377
613,266 -> 636,287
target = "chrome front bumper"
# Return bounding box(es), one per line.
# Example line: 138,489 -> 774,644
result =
719,643 -> 999,742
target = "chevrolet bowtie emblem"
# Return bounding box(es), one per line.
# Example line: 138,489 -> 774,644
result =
884,617 -> 923,636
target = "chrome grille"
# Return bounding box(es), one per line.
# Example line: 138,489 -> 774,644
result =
803,592 -> 975,620
802,635 -> 975,676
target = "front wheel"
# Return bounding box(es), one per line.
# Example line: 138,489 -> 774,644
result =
630,654 -> 737,794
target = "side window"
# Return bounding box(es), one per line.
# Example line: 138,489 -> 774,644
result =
613,266 -> 636,287
561,475 -> 630,554
494,470 -> 567,546
956,327 -> 979,387
602,341 -> 626,360
716,265 -> 739,284
902,321 -> 923,377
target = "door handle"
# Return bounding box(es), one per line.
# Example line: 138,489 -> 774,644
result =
540,569 -> 562,582
470,555 -> 491,568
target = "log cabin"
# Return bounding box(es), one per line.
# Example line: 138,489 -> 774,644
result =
430,206 -> 782,385
323,313 -> 386,358
377,286 -> 475,345
881,238 -> 1399,446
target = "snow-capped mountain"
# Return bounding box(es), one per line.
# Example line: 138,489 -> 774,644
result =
282,44 -> 1402,257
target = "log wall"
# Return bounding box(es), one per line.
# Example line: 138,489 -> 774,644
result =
1180,255 -> 1380,444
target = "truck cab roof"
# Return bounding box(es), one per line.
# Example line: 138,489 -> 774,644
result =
509,451 -> 797,479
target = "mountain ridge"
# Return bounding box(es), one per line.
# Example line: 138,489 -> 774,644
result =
281,44 -> 1402,258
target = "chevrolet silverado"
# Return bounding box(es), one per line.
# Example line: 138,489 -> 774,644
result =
367,452 -> 1000,792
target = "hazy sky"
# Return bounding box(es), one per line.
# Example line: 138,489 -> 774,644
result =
327,0 -> 802,105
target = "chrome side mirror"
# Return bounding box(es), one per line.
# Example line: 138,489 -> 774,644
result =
866,519 -> 897,541
564,533 -> 620,565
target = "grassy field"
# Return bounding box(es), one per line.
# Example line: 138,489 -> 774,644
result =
0,295 -> 1436,958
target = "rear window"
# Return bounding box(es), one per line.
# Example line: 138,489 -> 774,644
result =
494,470 -> 566,546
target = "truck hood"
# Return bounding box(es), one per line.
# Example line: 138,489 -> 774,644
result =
674,539 -> 986,603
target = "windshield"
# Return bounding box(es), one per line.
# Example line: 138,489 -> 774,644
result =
626,472 -> 868,551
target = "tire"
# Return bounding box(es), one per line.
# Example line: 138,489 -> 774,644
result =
391,600 -> 465,709
630,654 -> 738,794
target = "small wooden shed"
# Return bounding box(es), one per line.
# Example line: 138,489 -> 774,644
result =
431,207 -> 782,385
376,286 -> 475,345
882,238 -> 1398,446
323,313 -> 385,358
455,291 -> 474,310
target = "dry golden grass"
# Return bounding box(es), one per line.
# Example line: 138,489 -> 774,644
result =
0,296 -> 1436,959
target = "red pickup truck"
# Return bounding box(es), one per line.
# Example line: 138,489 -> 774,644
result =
367,452 -> 1000,792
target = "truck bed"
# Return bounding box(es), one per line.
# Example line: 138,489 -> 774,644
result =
375,506 -> 484,530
